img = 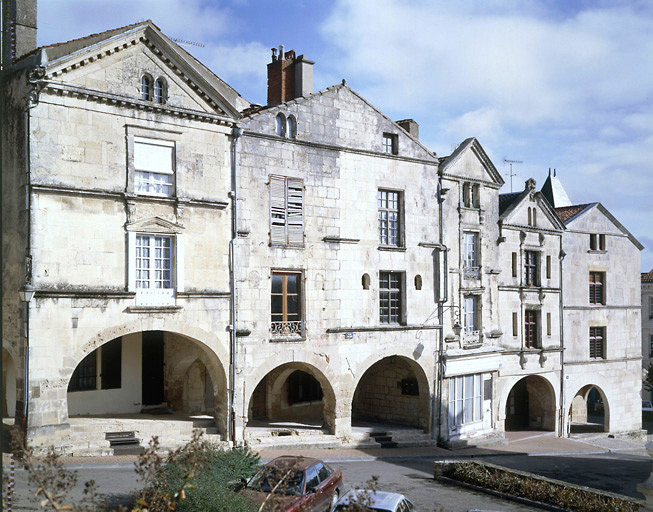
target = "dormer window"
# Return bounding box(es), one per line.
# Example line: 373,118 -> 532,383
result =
154,78 -> 166,104
141,75 -> 153,101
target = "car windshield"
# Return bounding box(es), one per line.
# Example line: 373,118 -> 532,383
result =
247,466 -> 305,496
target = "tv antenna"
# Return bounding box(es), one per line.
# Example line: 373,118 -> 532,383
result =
503,158 -> 523,192
172,37 -> 205,48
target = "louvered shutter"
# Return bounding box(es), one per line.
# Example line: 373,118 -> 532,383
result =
270,175 -> 287,243
286,178 -> 304,245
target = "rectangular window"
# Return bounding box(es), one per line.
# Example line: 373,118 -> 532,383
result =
524,251 -> 539,286
134,137 -> 174,197
547,312 -> 551,336
382,133 -> 398,155
271,271 -> 302,337
463,232 -> 480,277
378,189 -> 402,247
463,183 -> 471,207
525,310 -> 539,348
512,312 -> 518,336
599,234 -> 606,251
463,295 -> 479,340
379,272 -> 403,324
546,255 -> 551,279
590,234 -> 597,250
270,175 -> 304,245
512,252 -> 517,278
68,350 -> 97,392
472,184 -> 480,208
649,335 -> 653,357
649,297 -> 653,319
589,271 -> 605,304
589,327 -> 605,359
136,235 -> 173,289
101,338 -> 122,390
448,374 -> 483,427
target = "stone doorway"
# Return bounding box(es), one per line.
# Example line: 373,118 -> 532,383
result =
505,375 -> 556,431
569,385 -> 609,434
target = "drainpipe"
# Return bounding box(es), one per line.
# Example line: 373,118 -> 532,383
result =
229,125 -> 243,447
558,238 -> 566,436
435,173 -> 448,444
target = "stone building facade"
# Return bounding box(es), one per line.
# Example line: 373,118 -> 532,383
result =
1,10 -> 644,453
641,270 -> 653,401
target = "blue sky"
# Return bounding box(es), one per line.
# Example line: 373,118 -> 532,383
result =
37,0 -> 653,270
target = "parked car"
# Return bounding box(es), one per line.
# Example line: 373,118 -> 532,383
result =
643,400 -> 653,413
333,489 -> 417,512
240,455 -> 343,512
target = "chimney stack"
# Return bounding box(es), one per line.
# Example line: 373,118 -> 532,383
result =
2,0 -> 38,69
267,45 -> 314,106
396,119 -> 419,139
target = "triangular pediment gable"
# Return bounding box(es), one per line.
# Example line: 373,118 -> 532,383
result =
40,21 -> 247,118
126,216 -> 184,234
563,203 -> 643,250
500,187 -> 565,231
241,85 -> 438,162
440,138 -> 505,187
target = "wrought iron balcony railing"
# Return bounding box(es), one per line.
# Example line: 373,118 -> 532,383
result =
271,321 -> 303,337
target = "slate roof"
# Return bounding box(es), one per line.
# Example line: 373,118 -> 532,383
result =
554,204 -> 593,224
541,172 -> 572,208
498,192 -> 522,216
643,270 -> 653,283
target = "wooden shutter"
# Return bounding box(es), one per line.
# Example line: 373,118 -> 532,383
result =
270,175 -> 287,244
286,178 -> 304,245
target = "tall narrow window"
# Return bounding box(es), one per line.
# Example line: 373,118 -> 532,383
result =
136,235 -> 173,290
141,75 -> 152,101
462,183 -> 471,207
379,272 -> 403,324
650,334 -> 653,357
286,116 -> 296,138
275,113 -> 285,136
382,133 -> 398,154
270,175 -> 304,245
525,310 -> 539,348
546,255 -> 551,279
589,327 -> 605,359
463,295 -> 479,341
590,234 -> 597,250
649,297 -> 653,319
599,234 -> 606,251
154,78 -> 166,104
463,232 -> 479,277
589,271 -> 605,304
524,251 -> 539,286
448,374 -> 483,427
512,312 -> 518,336
528,207 -> 532,226
532,209 -> 537,227
546,312 -> 551,336
271,272 -> 302,337
471,184 -> 480,208
512,252 -> 517,278
134,137 -> 174,197
378,189 -> 402,247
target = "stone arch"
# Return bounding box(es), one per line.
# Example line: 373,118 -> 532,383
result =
504,375 -> 557,431
568,384 -> 609,434
2,348 -> 17,417
246,361 -> 337,433
351,355 -> 431,431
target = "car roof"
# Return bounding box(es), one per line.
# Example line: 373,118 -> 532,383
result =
339,489 -> 405,509
266,456 -> 321,471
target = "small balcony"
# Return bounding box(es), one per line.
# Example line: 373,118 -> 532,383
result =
271,321 -> 303,338
462,329 -> 481,347
462,266 -> 481,279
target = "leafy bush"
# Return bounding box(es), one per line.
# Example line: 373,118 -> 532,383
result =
444,462 -> 640,512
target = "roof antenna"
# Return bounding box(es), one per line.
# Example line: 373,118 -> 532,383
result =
171,37 -> 206,48
504,158 -> 523,193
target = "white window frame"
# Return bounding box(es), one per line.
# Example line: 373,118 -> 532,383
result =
462,231 -> 480,277
463,295 -> 480,342
133,137 -> 175,197
449,373 -> 483,428
128,232 -> 183,307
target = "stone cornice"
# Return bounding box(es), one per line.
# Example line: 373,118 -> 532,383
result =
501,223 -> 563,236
326,324 -> 442,333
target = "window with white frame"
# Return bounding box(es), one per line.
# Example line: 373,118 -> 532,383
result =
463,295 -> 479,341
378,189 -> 402,247
449,373 -> 483,427
132,234 -> 175,306
463,232 -> 479,277
134,137 -> 175,197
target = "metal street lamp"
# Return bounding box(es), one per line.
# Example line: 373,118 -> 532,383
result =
19,283 -> 35,303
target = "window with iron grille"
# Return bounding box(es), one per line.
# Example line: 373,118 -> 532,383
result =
589,271 -> 605,304
382,133 -> 398,154
68,350 -> 97,392
379,272 -> 403,324
589,327 -> 605,359
448,373 -> 483,427
378,189 -> 402,246
524,251 -> 539,286
135,235 -> 173,290
134,137 -> 174,197
271,271 -> 302,337
525,310 -> 539,348
270,175 -> 304,245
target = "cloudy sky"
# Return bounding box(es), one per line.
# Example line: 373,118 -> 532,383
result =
37,0 -> 653,270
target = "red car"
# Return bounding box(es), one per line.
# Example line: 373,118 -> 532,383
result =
241,455 -> 343,512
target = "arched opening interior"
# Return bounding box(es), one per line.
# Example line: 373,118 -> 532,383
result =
351,356 -> 430,431
505,375 -> 556,431
66,330 -> 228,438
568,385 -> 609,434
2,349 -> 17,417
247,363 -> 335,434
